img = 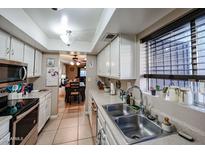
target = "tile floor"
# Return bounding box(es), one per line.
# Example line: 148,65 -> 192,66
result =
37,96 -> 94,145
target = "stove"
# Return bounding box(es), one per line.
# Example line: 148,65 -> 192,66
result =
0,98 -> 39,119
0,94 -> 39,145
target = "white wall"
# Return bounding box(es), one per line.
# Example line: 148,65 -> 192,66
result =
85,55 -> 98,111
33,53 -> 60,116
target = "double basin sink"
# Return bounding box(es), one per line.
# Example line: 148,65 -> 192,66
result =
103,103 -> 172,144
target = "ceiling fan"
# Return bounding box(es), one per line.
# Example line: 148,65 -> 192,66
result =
70,55 -> 86,66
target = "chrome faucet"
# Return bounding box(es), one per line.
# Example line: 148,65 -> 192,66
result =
126,85 -> 144,113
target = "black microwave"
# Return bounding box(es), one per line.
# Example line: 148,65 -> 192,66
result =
0,60 -> 27,86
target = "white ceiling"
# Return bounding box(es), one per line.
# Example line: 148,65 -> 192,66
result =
23,8 -> 103,42
91,8 -> 174,53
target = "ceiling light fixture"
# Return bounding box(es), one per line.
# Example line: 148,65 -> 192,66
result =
76,62 -> 80,66
70,61 -> 74,65
60,30 -> 72,46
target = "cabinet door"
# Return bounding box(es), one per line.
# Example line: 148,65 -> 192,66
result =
45,93 -> 52,120
104,45 -> 110,77
100,48 -> 106,76
97,51 -> 103,76
0,30 -> 10,59
97,54 -> 100,75
34,50 -> 42,76
38,98 -> 46,133
10,37 -> 24,62
24,45 -> 35,77
120,35 -> 136,79
110,37 -> 120,78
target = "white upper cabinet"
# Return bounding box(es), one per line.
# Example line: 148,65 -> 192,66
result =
10,37 -> 24,62
24,45 -> 35,77
104,45 -> 111,77
34,50 -> 42,76
97,45 -> 110,77
119,34 -> 136,79
97,34 -> 136,80
0,30 -> 10,60
110,36 -> 120,78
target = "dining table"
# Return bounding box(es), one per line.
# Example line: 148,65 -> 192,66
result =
65,82 -> 86,103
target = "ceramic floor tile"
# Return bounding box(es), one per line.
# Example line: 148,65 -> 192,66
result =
43,119 -> 61,132
58,141 -> 78,145
58,107 -> 65,113
78,138 -> 94,145
79,115 -> 90,126
64,108 -> 79,113
59,118 -> 78,129
53,127 -> 78,144
63,112 -> 79,119
78,125 -> 92,140
36,130 -> 56,145
56,113 -> 64,120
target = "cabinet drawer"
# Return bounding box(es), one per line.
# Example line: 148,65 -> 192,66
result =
105,124 -> 117,145
0,133 -> 10,145
98,110 -> 106,128
0,119 -> 10,139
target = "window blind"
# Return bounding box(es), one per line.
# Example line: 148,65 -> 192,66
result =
141,9 -> 205,107
142,9 -> 205,88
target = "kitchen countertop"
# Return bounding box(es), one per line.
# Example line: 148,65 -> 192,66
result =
20,90 -> 51,99
89,89 -> 202,145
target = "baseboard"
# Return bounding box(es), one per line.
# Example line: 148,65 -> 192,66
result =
50,114 -> 58,119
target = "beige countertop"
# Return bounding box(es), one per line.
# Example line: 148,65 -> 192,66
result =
21,90 -> 51,99
89,89 -> 201,145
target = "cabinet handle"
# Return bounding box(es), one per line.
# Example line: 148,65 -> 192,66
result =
11,49 -> 14,55
6,48 -> 10,54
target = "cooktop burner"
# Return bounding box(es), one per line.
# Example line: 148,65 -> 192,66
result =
0,98 -> 39,118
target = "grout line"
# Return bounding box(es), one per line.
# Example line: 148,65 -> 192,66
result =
51,103 -> 65,145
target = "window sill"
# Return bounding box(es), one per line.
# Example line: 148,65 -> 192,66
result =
142,91 -> 205,114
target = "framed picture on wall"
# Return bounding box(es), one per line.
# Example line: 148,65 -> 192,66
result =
47,58 -> 55,67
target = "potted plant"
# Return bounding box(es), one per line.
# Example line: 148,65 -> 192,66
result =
150,86 -> 156,96
161,86 -> 168,99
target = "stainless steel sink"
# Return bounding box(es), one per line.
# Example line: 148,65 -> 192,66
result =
103,103 -> 138,117
114,114 -> 163,144
102,103 -> 173,144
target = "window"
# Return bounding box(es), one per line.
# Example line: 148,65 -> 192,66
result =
141,9 -> 205,107
80,68 -> 86,77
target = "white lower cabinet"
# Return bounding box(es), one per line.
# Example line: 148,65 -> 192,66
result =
38,93 -> 52,133
45,93 -> 52,120
97,108 -> 117,145
0,116 -> 12,145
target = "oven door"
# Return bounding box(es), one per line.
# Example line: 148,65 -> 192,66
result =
12,104 -> 39,145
